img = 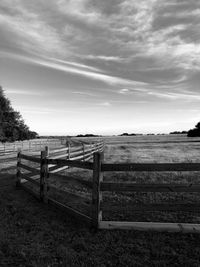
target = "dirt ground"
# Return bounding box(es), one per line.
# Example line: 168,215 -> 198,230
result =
1,172 -> 200,267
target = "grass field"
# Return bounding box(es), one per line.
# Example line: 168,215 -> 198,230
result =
1,134 -> 200,266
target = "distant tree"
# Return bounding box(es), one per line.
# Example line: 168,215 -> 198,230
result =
0,86 -> 38,141
181,131 -> 188,134
120,133 -> 129,136
187,122 -> 200,137
170,131 -> 188,135
119,133 -> 137,136
195,122 -> 200,129
76,134 -> 100,137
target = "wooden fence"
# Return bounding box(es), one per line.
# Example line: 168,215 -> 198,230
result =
98,160 -> 200,233
0,138 -> 69,171
0,138 -> 63,155
16,146 -> 200,233
16,141 -> 104,227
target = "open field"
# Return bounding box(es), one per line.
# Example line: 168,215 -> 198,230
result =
74,133 -> 200,144
1,134 -> 200,266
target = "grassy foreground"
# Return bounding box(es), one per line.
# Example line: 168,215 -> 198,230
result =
1,174 -> 200,266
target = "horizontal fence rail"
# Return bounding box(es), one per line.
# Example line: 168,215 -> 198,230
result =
101,202 -> 200,213
48,159 -> 93,170
98,221 -> 200,233
20,154 -> 41,163
102,163 -> 200,172
100,182 -> 200,192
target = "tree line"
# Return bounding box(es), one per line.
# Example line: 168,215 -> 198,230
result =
0,86 -> 38,142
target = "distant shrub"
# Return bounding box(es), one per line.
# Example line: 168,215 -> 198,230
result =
76,134 -> 100,137
119,133 -> 136,136
170,131 -> 187,135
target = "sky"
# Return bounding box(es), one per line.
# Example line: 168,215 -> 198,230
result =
0,0 -> 200,135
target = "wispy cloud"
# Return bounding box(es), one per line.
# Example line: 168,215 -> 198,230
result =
0,3 -> 66,57
84,55 -> 124,62
20,55 -> 146,86
119,88 -> 130,94
148,91 -> 200,101
97,102 -> 111,106
6,89 -> 42,96
118,88 -> 148,94
50,57 -> 101,72
72,91 -> 97,97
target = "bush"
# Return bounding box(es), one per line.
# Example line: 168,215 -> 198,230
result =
187,122 -> 200,137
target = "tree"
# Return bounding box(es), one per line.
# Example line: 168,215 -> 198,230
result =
0,86 -> 38,141
187,122 -> 200,137
120,133 -> 129,136
195,122 -> 200,129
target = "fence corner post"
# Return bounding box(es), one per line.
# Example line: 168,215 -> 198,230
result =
16,149 -> 21,187
40,146 -> 49,203
91,152 -> 103,230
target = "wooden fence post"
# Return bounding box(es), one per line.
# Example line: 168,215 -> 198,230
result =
82,143 -> 85,161
91,152 -> 103,230
68,142 -> 71,159
40,147 -> 49,203
16,149 -> 21,187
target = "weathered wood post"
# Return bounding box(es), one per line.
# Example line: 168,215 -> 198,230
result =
91,152 -> 103,230
16,149 -> 21,187
100,141 -> 104,153
67,141 -> 71,160
3,143 -> 6,155
40,147 -> 49,203
82,143 -> 85,161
